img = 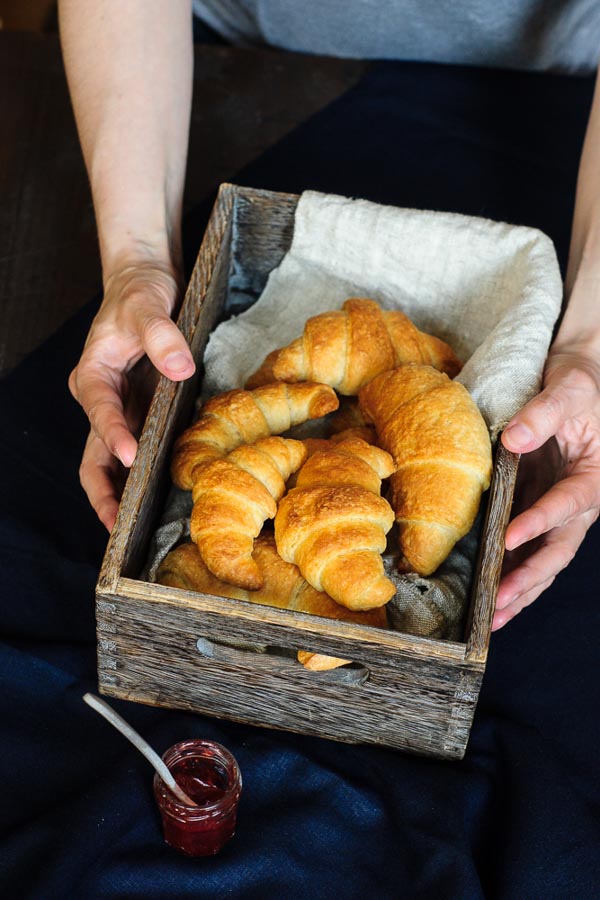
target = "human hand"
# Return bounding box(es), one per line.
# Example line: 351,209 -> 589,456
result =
69,261 -> 195,531
495,344 -> 600,629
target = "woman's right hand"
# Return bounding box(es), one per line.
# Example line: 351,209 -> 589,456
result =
69,260 -> 195,531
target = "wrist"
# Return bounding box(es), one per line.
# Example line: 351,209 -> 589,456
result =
556,265 -> 600,352
98,223 -> 183,287
90,157 -> 185,280
96,257 -> 184,326
551,324 -> 600,368
566,220 -> 600,292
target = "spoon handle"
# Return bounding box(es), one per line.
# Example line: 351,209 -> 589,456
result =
83,693 -> 197,807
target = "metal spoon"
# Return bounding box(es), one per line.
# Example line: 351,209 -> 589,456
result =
83,692 -> 198,807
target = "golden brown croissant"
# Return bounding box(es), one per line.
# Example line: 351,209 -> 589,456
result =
172,382 -> 339,490
359,365 -> 493,576
331,424 -> 376,444
246,298 -> 462,394
156,536 -> 387,670
288,427 -> 377,491
274,438 -> 396,611
301,425 -> 376,461
190,437 -> 307,590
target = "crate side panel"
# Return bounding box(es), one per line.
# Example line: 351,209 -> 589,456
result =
465,443 -> 520,661
97,593 -> 483,759
229,188 -> 298,305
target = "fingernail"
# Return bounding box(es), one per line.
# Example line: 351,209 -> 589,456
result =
506,534 -> 529,551
115,445 -> 136,467
505,532 -> 521,551
165,352 -> 193,375
115,450 -> 131,467
503,422 -> 534,450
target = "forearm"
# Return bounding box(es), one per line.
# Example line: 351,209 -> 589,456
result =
558,70 -> 600,349
497,72 -> 600,625
59,0 -> 193,279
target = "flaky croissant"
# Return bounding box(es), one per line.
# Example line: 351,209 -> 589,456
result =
300,425 -> 377,464
156,536 -> 388,670
172,381 -> 339,490
246,297 -> 462,394
190,437 -> 306,590
359,365 -> 493,576
274,438 -> 396,611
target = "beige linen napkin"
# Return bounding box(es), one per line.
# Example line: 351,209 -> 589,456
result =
204,190 -> 563,439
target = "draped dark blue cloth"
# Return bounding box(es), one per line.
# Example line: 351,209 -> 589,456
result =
1,62 -> 599,899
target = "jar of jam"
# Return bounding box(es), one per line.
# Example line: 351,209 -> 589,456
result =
153,739 -> 242,857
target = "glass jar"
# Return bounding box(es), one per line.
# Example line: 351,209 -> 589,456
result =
153,739 -> 242,857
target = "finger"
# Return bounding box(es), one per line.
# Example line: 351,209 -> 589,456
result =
132,308 -> 195,381
498,511 -> 594,609
501,368 -> 596,454
492,575 -> 555,631
505,471 -> 600,551
501,392 -> 555,453
79,432 -> 122,531
68,366 -> 79,402
72,365 -> 138,467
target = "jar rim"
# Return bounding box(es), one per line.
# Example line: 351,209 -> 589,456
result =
156,739 -> 242,814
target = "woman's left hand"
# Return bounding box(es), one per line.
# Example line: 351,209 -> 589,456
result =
495,342 -> 600,629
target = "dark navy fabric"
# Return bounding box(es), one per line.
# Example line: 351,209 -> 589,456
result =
1,62 -> 599,899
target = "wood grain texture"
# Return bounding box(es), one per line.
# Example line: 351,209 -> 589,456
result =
97,587 -> 483,758
115,576 -> 469,661
95,183 -> 513,757
466,443 -> 520,661
230,187 -> 299,302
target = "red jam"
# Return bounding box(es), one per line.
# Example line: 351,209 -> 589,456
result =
153,740 -> 242,857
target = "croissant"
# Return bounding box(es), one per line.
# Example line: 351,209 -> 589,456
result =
156,536 -> 388,670
190,437 -> 306,589
246,297 -> 462,394
358,365 -> 493,575
274,438 -> 396,611
301,425 -> 377,462
286,426 -> 377,491
172,382 -> 338,490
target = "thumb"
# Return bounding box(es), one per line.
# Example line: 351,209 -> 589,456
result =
501,380 -> 572,453
133,304 -> 195,381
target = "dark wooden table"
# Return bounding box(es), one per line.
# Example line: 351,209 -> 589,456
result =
0,31 -> 364,373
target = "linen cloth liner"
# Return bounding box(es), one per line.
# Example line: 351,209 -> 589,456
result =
147,190 -> 563,640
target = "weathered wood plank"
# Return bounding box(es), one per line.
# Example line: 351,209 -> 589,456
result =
96,591 -> 483,758
466,443 -> 520,661
116,576 -> 470,662
229,187 -> 299,301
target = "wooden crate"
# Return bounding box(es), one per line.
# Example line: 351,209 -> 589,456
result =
96,183 -> 519,759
